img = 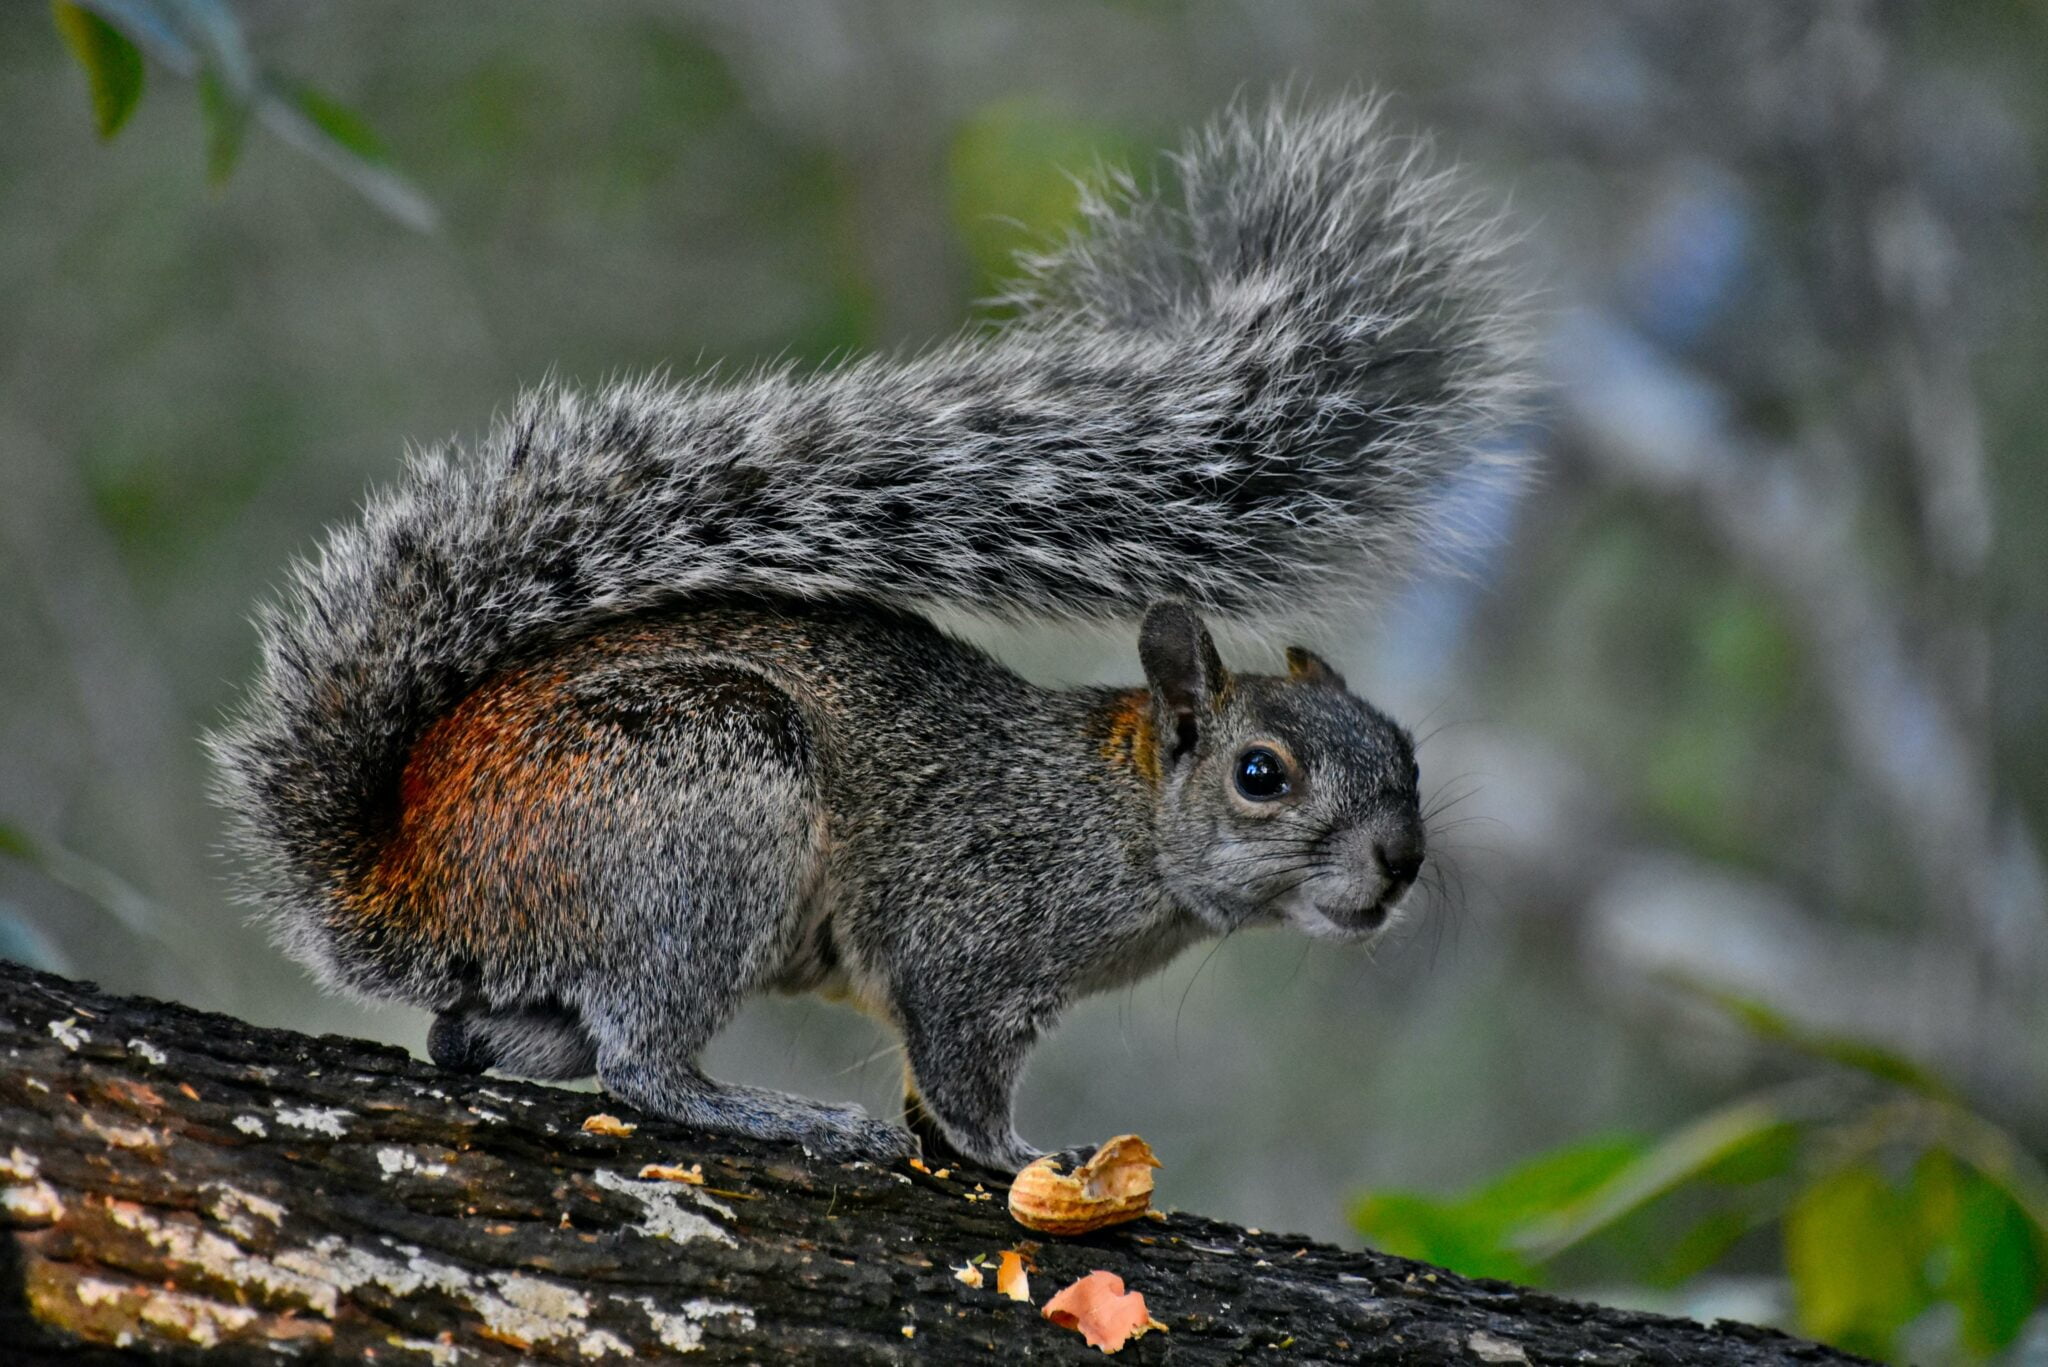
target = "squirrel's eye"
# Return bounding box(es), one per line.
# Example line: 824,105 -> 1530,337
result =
1409,759 -> 1421,789
1234,747 -> 1291,801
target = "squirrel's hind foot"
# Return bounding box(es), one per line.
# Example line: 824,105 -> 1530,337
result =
599,1057 -> 918,1164
428,1003 -> 597,1081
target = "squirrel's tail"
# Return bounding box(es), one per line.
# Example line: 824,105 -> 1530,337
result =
211,97 -> 1525,964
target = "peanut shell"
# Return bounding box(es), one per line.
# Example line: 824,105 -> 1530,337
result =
1007,1134 -> 1160,1236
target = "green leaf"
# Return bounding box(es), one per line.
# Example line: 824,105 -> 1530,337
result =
284,82 -> 390,164
253,79 -> 437,230
1514,1098 -> 1798,1260
1655,1207 -> 1761,1286
1697,584 -> 1796,707
1912,1098 -> 2048,1248
1672,977 -> 1956,1099
1351,1192 -> 1534,1284
1351,1136 -> 1644,1284
198,68 -> 250,185
1785,1163 -> 1928,1359
1917,1152 -> 2047,1355
52,0 -> 145,139
948,101 -> 1137,306
1465,1135 -> 1649,1228
1696,1116 -> 1801,1186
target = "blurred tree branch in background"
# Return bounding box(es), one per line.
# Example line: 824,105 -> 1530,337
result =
1484,0 -> 2046,1108
1537,1 -> 2042,983
1350,3 -> 2048,1355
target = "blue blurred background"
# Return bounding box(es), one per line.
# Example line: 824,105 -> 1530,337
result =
3,3 -> 2044,1360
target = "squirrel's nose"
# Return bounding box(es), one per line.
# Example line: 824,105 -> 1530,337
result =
1376,838 -> 1424,887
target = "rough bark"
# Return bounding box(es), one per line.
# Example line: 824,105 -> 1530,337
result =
0,960 -> 1863,1365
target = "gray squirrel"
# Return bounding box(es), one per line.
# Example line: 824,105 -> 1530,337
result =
210,98 -> 1524,1171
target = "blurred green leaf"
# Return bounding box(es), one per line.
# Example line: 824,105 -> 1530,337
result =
284,82 -> 390,164
948,101 -> 1136,305
1927,1102 -> 2048,1244
1353,1135 -> 1645,1284
1912,1147 -> 1966,1255
1697,1115 -> 1802,1185
633,21 -> 739,132
1351,1191 -> 1535,1283
1785,1163 -> 1927,1359
1467,1135 -> 1650,1228
1516,1099 -> 1797,1259
1655,1207 -> 1761,1286
53,0 -> 145,139
1948,1165 -> 2046,1354
69,0 -> 192,65
1641,713 -> 1752,859
1916,1144 -> 2048,1354
258,82 -> 437,231
1698,583 -> 1796,709
198,67 -> 249,185
1674,977 -> 1956,1099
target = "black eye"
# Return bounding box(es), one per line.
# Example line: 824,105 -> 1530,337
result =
1234,747 -> 1291,801
1409,759 -> 1421,789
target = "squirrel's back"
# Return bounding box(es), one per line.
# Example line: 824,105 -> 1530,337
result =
210,97 -> 1526,975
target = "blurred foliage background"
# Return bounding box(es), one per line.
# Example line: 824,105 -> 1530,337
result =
4,2 -> 2045,1360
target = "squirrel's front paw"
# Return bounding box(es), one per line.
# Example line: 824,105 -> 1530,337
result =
1040,1143 -> 1100,1173
954,1136 -> 1043,1177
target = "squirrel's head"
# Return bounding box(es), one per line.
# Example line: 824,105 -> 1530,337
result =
1133,601 -> 1424,943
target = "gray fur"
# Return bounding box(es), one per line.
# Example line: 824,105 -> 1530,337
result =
208,99 -> 1524,1169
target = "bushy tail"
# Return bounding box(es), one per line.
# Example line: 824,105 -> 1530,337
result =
211,96 -> 1526,933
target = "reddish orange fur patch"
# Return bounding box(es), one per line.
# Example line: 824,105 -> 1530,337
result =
1097,688 -> 1162,789
354,664 -> 594,953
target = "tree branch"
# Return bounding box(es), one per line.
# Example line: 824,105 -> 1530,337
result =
0,959 -> 1863,1364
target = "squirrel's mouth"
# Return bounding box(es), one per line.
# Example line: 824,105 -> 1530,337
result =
1300,873 -> 1418,940
1182,869 -> 1411,941
1306,899 -> 1392,939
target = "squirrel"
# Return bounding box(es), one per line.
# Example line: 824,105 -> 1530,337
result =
210,98 -> 1524,1172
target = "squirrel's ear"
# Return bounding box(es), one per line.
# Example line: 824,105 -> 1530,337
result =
1284,646 -> 1346,691
1140,601 -> 1229,760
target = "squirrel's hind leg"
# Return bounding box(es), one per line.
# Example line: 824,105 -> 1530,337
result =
579,959 -> 917,1162
562,655 -> 916,1162
576,879 -> 919,1159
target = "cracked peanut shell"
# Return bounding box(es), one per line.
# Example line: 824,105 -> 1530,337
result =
1007,1134 -> 1160,1236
